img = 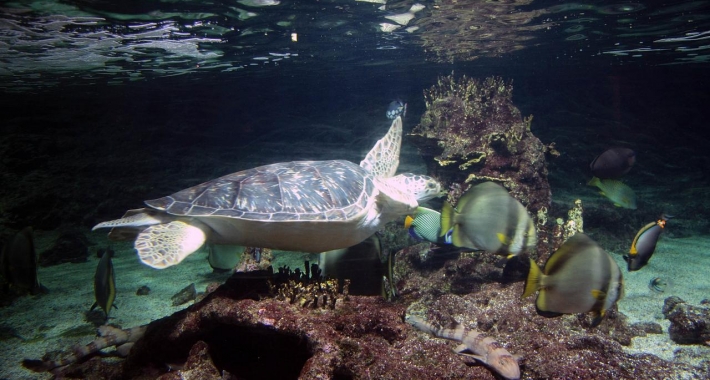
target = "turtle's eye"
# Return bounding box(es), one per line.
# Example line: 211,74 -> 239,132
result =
427,182 -> 436,188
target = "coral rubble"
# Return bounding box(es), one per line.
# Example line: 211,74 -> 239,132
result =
663,296 -> 710,345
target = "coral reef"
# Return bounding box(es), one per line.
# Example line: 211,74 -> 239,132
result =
663,296 -> 710,345
271,263 -> 344,309
410,74 -> 553,254
33,256 -> 707,379
416,1 -> 550,63
235,247 -> 274,273
27,248 -> 705,379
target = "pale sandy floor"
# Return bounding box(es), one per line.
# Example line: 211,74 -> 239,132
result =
610,235 -> 710,366
0,231 -> 312,380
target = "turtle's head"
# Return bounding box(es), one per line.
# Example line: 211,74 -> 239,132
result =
390,174 -> 443,202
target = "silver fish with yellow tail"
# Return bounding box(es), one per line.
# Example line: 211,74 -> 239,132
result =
522,233 -> 624,327
624,215 -> 671,271
439,182 -> 537,257
91,250 -> 117,320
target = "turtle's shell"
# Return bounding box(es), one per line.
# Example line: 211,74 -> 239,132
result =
145,160 -> 376,222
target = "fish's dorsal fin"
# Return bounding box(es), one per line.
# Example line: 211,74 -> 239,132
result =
360,116 -> 402,179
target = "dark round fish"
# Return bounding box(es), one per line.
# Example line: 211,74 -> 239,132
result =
386,99 -> 406,120
590,147 -> 636,179
0,227 -> 44,295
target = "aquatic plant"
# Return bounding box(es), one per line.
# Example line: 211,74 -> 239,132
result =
271,262 -> 346,309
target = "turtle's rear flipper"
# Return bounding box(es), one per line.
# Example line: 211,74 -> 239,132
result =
92,208 -> 166,230
135,221 -> 207,269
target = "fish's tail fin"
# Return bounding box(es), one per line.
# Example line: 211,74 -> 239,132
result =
404,215 -> 414,229
522,258 -> 542,299
587,176 -> 601,187
440,201 -> 454,239
590,311 -> 604,328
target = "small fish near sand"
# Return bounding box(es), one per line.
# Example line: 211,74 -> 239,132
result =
587,176 -> 637,209
406,315 -> 521,380
90,249 -> 117,320
0,227 -> 46,295
648,277 -> 668,293
440,182 -> 537,257
386,99 -> 407,119
590,147 -> 636,179
522,233 -> 624,327
624,215 -> 671,271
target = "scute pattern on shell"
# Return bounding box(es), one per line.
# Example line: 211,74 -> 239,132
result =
144,160 -> 374,222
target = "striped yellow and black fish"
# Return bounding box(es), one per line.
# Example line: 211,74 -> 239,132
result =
0,227 -> 45,295
522,233 -> 624,327
624,215 -> 671,271
587,176 -> 637,209
439,182 -> 537,257
90,250 -> 117,320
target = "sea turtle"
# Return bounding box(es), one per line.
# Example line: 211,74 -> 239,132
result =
93,117 -> 442,269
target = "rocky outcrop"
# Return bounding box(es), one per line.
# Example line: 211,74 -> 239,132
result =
663,296 -> 710,345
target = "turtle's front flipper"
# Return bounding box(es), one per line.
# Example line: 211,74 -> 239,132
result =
135,221 -> 207,269
360,116 -> 402,178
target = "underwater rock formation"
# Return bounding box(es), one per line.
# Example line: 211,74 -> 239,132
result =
395,244 -> 706,379
663,296 -> 710,345
410,74 -> 553,252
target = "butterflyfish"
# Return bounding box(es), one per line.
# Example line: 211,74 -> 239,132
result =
624,215 -> 671,271
522,233 -> 624,327
590,147 -> 636,179
587,177 -> 637,209
91,249 -> 117,320
439,182 -> 537,257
